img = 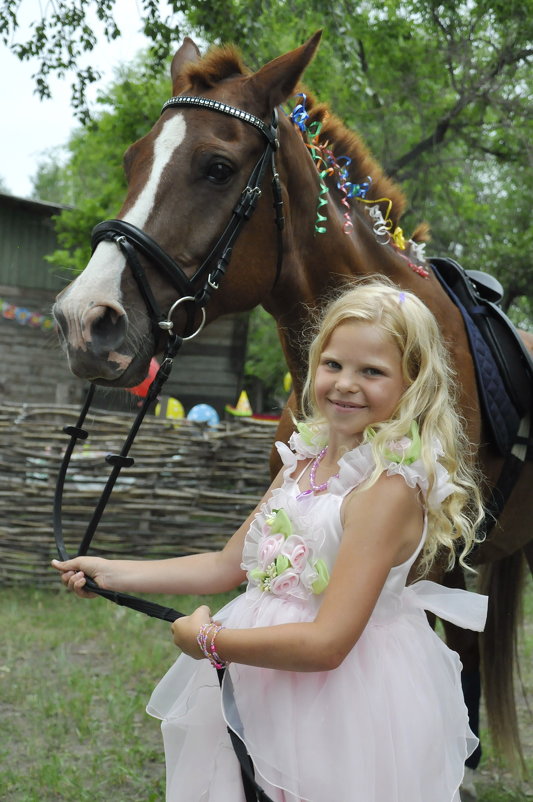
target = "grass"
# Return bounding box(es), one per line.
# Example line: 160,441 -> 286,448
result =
0,587 -> 237,801
0,576 -> 531,801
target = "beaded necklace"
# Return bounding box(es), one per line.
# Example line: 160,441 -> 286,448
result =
298,446 -> 339,498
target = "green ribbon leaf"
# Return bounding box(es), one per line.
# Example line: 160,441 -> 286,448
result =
311,559 -> 330,594
275,554 -> 291,574
368,420 -> 421,465
269,508 -> 293,537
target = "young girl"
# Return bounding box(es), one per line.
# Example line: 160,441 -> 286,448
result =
53,280 -> 488,802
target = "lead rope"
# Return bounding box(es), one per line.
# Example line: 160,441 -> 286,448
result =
54,333 -> 186,622
53,342 -> 275,802
55,96 -> 285,802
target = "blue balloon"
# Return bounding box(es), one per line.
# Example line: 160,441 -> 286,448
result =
186,404 -> 220,427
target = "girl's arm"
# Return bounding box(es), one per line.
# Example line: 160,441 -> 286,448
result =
173,473 -> 424,672
51,467 -> 287,598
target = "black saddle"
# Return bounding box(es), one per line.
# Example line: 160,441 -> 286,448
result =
430,256 -> 533,533
431,256 -> 532,459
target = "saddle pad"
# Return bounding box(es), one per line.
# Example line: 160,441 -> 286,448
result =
431,258 -> 522,457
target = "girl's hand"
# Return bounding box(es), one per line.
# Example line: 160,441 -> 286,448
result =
51,556 -> 109,598
171,604 -> 212,659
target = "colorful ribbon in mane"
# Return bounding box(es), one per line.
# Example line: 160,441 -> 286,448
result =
288,94 -> 429,277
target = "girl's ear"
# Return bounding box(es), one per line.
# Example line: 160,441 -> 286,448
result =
245,31 -> 322,117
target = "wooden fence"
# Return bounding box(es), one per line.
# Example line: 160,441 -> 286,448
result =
0,403 -> 275,586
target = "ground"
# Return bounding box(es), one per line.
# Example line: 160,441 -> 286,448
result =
0,578 -> 531,800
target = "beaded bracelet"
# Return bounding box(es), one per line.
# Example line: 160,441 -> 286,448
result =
196,623 -> 229,669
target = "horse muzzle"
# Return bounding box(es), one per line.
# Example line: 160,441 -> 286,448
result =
53,298 -> 145,384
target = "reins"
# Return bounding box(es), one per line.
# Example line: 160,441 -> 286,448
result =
54,334 -> 186,623
54,96 -> 285,802
54,96 -> 284,621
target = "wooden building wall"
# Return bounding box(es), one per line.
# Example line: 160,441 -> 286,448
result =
0,194 -> 66,292
0,194 -> 249,415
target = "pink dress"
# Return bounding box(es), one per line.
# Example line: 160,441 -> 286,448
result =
147,431 -> 487,802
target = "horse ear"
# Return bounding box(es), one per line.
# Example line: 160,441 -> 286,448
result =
246,31 -> 322,113
171,37 -> 202,87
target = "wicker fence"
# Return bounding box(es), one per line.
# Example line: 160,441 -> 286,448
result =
0,403 -> 275,586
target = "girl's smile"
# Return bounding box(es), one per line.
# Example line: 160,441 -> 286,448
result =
314,320 -> 406,451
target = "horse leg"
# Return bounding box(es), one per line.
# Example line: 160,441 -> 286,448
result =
441,563 -> 483,769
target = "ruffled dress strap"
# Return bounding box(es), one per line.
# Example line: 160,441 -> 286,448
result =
274,422 -> 328,485
327,438 -> 455,509
279,423 -> 456,509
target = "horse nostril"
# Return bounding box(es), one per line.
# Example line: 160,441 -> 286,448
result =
83,305 -> 128,356
53,306 -> 68,344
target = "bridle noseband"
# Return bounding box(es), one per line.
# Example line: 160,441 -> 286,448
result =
92,96 -> 284,344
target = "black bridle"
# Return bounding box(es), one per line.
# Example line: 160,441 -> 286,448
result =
92,97 -> 284,343
54,96 -> 285,619
54,96 -> 286,802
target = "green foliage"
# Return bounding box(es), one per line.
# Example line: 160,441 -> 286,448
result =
33,57 -> 169,273
245,306 -> 288,406
18,0 -> 533,390
31,148 -> 72,205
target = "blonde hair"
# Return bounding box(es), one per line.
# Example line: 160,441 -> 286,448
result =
301,278 -> 484,575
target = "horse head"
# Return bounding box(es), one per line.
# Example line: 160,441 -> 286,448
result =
53,33 -> 322,387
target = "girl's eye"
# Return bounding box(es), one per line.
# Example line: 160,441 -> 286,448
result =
325,360 -> 341,370
364,367 -> 383,376
206,161 -> 234,184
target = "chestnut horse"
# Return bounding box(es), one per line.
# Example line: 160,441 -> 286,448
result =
53,33 -> 531,769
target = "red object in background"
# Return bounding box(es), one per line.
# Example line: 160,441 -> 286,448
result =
125,358 -> 159,397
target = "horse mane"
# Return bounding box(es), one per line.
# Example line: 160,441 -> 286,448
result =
181,46 -> 427,239
183,45 -> 251,91
296,88 -> 409,230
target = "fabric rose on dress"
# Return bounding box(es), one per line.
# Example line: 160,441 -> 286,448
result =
258,533 -> 285,569
242,494 -> 329,601
281,535 -> 309,573
367,420 -> 422,466
270,570 -> 301,597
288,421 -> 328,459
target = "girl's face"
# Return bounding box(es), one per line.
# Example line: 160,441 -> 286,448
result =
314,320 -> 406,449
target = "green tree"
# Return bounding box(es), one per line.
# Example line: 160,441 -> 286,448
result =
1,0 -> 165,122
31,147 -> 73,205
32,57 -> 169,273
244,306 -> 288,410
19,0 -> 532,345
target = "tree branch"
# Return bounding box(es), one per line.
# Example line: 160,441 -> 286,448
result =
386,44 -> 533,177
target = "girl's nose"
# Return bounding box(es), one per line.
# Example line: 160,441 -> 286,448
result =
335,372 -> 358,393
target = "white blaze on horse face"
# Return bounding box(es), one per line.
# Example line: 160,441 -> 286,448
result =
124,115 -> 187,227
59,115 -> 187,355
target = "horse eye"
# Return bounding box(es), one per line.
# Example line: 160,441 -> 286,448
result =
206,162 -> 233,184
